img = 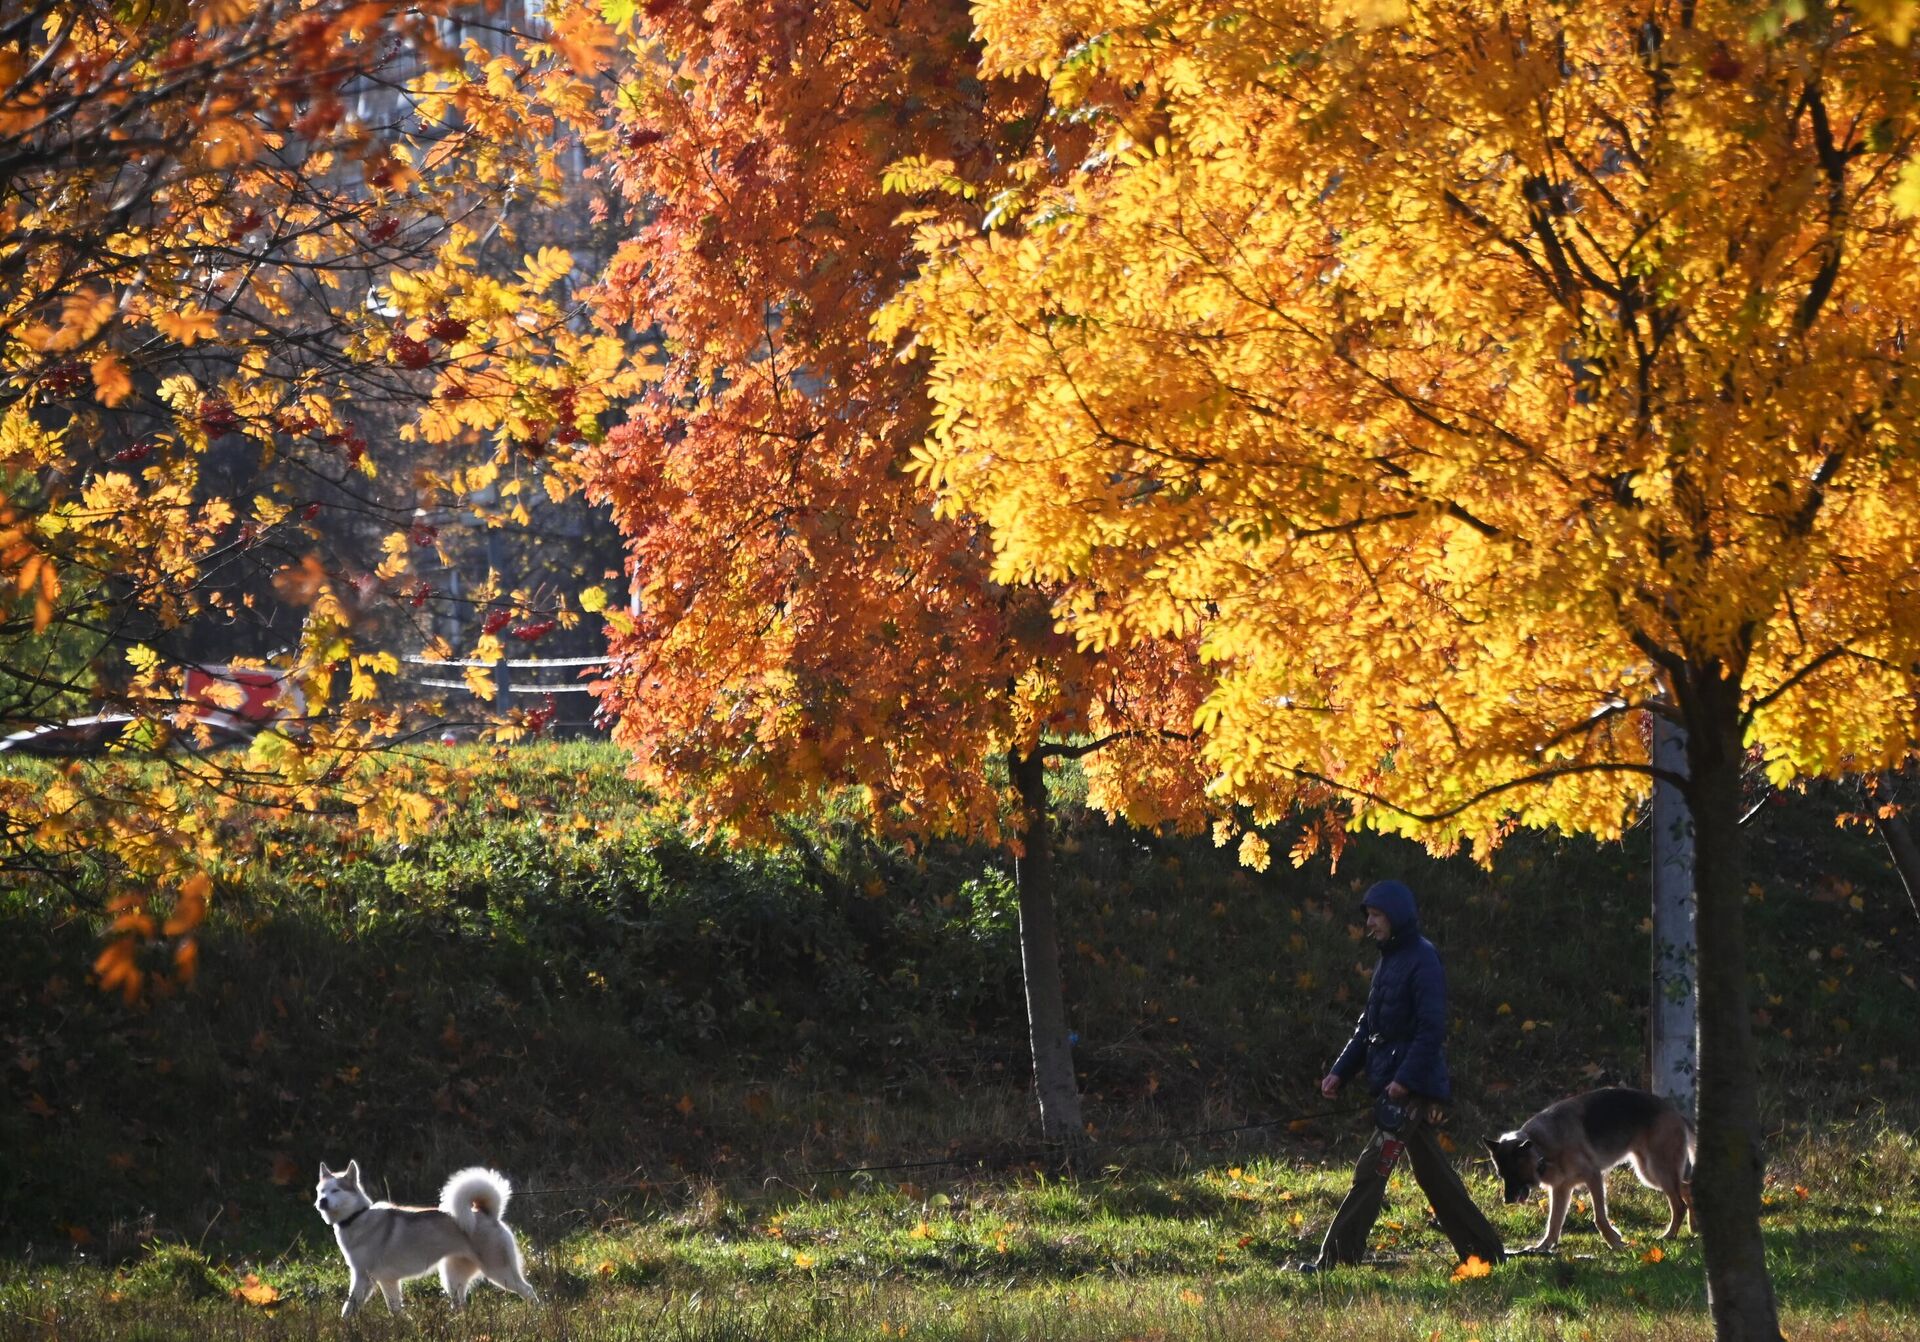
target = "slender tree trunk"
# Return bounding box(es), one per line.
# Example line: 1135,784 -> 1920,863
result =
1010,748 -> 1084,1145
1868,770 -> 1920,927
1682,673 -> 1783,1342
1651,711 -> 1698,1113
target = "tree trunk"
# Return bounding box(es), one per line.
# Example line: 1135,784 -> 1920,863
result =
1650,711 -> 1698,1113
1010,748 -> 1084,1145
1682,673 -> 1783,1342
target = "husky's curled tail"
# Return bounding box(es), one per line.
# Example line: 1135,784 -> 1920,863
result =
440,1167 -> 514,1234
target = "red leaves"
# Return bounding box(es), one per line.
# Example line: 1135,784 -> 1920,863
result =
325,426 -> 367,465
1704,42 -> 1744,82
227,207 -> 265,242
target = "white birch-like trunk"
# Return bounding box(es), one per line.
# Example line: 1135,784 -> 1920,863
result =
1651,710 -> 1698,1114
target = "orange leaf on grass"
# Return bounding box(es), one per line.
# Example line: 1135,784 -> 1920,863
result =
232,1274 -> 280,1307
1451,1255 -> 1494,1281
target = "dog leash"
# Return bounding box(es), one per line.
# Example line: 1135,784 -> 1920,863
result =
519,1100 -> 1378,1197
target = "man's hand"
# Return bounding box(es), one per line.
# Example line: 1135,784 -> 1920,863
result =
1320,1073 -> 1342,1100
1385,1081 -> 1410,1101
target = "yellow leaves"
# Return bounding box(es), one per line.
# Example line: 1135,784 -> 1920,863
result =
1237,830 -> 1272,872
465,664 -> 498,702
579,585 -> 609,613
377,532 -> 412,581
1895,161 -> 1920,220
0,406 -> 63,465
1858,0 -> 1920,46
518,246 -> 575,291
90,352 -> 133,406
881,157 -> 977,199
155,374 -> 201,411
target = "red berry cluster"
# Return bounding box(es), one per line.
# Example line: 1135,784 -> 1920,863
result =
391,335 -> 433,370
199,396 -> 240,435
409,519 -> 438,547
114,438 -> 159,465
426,314 -> 470,343
407,580 -> 431,608
527,694 -> 559,734
368,215 -> 401,243
510,618 -> 556,643
481,609 -> 514,636
40,361 -> 89,398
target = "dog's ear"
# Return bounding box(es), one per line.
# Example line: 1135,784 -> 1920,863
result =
1481,1136 -> 1500,1153
345,1159 -> 362,1186
319,1161 -> 334,1180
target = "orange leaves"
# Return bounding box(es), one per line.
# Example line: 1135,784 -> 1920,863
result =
1450,1255 -> 1494,1282
152,307 -> 220,347
544,6 -> 618,76
90,352 -> 133,406
231,1274 -> 281,1308
91,874 -> 210,1003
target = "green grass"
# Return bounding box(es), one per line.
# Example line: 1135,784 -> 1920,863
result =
1,1140 -> 1915,1340
3,741 -> 1918,1336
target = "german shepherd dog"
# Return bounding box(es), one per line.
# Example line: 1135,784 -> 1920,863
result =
314,1161 -> 539,1316
1484,1088 -> 1695,1252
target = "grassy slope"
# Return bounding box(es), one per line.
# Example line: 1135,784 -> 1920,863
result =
2,741 -> 1917,1338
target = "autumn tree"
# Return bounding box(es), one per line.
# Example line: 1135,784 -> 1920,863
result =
894,2 -> 1920,1336
582,0 -> 1245,1142
1,1 -> 647,982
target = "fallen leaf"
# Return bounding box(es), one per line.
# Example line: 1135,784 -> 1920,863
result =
1451,1255 -> 1493,1281
232,1273 -> 280,1307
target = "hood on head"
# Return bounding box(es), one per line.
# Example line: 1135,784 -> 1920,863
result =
1360,879 -> 1418,934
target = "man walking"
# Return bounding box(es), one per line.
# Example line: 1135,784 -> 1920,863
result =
1299,879 -> 1505,1270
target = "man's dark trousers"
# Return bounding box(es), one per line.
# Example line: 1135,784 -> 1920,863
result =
1317,1107 -> 1506,1266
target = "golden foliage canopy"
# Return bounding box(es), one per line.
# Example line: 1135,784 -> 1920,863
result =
894,0 -> 1920,852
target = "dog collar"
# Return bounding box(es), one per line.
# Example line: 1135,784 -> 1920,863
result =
336,1206 -> 369,1229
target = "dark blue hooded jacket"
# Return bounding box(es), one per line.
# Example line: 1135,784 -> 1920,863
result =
1330,880 -> 1452,1101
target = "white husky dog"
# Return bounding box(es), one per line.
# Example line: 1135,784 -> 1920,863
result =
313,1160 -> 540,1316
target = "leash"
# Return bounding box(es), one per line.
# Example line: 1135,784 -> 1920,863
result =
519,1100 -> 1378,1199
